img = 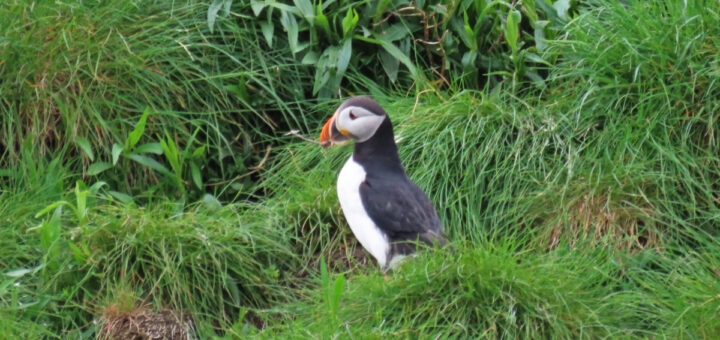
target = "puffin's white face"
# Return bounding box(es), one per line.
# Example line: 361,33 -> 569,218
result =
333,105 -> 385,143
320,98 -> 387,147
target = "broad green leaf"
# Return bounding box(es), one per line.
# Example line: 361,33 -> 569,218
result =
191,145 -> 206,159
69,242 -> 89,265
462,50 -> 478,70
221,0 -> 232,15
314,4 -> 330,36
112,143 -> 123,165
523,0 -> 538,24
505,9 -> 521,53
280,10 -> 300,54
380,23 -> 409,42
293,0 -> 314,22
265,2 -> 299,13
330,273 -> 345,316
34,201 -> 69,219
207,0 -> 225,33
134,142 -> 164,155
525,70 -> 545,86
463,11 -> 477,51
128,154 -> 171,176
373,37 -> 418,79
451,14 -> 473,49
360,26 -> 371,38
260,21 -> 274,46
75,138 -> 94,161
250,0 -> 266,16
160,137 -> 182,177
40,206 -> 62,258
313,47 -> 335,94
524,52 -> 550,65
378,48 -> 399,83
372,0 -> 390,22
225,276 -> 241,305
341,7 -> 359,38
201,194 -> 222,210
534,20 -> 549,52
295,41 -> 310,53
0,278 -> 12,295
74,181 -> 88,222
125,107 -> 151,152
108,191 -> 134,204
4,266 -> 41,278
554,0 -> 571,20
301,51 -> 319,65
88,162 -> 112,176
88,181 -> 108,193
337,39 -> 352,74
190,162 -> 202,189
226,75 -> 249,101
313,68 -> 331,95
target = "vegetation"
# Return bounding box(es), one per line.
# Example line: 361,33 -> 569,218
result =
1,0 -> 718,338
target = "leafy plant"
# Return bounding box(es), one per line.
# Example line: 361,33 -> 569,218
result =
0,0 -> 300,202
76,107 -> 207,201
319,258 -> 345,322
242,0 -> 421,97
231,0 -> 576,95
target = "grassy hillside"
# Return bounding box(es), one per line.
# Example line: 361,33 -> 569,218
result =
1,0 -> 719,338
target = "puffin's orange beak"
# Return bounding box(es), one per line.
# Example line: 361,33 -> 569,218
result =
319,115 -> 335,147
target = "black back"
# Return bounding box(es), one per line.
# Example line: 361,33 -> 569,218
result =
354,114 -> 445,258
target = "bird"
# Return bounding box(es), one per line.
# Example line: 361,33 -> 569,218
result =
319,96 -> 445,271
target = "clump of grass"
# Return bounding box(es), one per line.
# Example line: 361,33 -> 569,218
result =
3,0 -> 720,338
0,177 -> 72,337
621,242 -> 720,338
391,91 -> 662,249
263,239 -> 720,338
0,0 -> 317,199
547,0 -> 719,143
249,80 -> 718,336
1,191 -> 298,337
334,245 -> 625,338
541,0 -> 720,244
255,84 -> 704,256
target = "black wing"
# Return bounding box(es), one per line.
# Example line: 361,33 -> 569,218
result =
359,174 -> 445,250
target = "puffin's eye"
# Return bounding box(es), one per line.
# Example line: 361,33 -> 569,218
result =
349,111 -> 357,120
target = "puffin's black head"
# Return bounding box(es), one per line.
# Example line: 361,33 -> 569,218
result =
319,96 -> 388,147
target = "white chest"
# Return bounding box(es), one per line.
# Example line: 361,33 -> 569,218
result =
337,157 -> 389,268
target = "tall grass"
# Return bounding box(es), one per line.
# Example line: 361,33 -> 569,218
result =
0,0 -> 317,199
2,0 -> 719,338
249,83 -> 719,335
544,0 -> 720,245
247,1 -> 720,337
258,238 -> 720,338
2,189 -> 299,336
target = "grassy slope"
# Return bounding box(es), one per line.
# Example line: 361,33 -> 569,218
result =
1,0 -> 719,338
251,89 -> 719,338
250,0 -> 720,337
0,0 -> 313,199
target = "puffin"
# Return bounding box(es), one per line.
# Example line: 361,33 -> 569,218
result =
319,96 -> 445,271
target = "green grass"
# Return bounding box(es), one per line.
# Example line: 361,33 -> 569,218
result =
2,186 -> 299,335
244,86 -> 719,337
1,0 -> 719,338
0,0 -> 317,199
257,239 -> 720,338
